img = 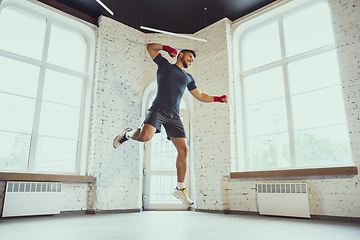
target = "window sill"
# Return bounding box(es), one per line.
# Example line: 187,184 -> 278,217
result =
230,166 -> 358,179
0,172 -> 95,183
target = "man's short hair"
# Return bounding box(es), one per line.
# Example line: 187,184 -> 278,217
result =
178,49 -> 196,59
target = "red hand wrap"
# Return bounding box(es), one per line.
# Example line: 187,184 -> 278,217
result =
162,45 -> 177,55
214,95 -> 227,102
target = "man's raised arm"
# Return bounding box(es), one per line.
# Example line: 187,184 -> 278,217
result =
146,43 -> 177,59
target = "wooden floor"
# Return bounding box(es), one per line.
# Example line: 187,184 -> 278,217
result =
0,211 -> 359,240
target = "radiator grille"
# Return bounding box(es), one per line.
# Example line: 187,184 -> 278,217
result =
7,182 -> 62,193
257,183 -> 307,194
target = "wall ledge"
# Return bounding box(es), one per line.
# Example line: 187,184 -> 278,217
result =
230,166 -> 358,179
0,172 -> 95,183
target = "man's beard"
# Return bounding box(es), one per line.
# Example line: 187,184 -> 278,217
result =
181,58 -> 189,68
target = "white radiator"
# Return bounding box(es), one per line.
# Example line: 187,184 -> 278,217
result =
2,181 -> 62,217
257,183 -> 310,218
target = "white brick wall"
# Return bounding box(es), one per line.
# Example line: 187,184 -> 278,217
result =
61,183 -> 88,211
0,181 -> 5,215
86,17 -> 196,211
1,0 -> 359,218
86,16 -> 234,212
192,19 -> 234,210
331,0 -> 360,161
87,16 -> 146,211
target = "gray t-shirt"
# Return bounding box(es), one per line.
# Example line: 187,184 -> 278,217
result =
151,54 -> 197,114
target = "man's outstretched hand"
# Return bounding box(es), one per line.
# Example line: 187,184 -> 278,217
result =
162,45 -> 177,58
214,95 -> 228,103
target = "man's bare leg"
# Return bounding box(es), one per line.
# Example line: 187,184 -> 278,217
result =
171,137 -> 188,183
129,124 -> 156,142
171,137 -> 193,205
113,124 -> 156,148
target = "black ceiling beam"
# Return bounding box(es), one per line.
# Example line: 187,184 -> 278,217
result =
37,0 -> 98,26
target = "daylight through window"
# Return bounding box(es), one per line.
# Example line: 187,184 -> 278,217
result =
240,1 -> 352,171
0,4 -> 90,174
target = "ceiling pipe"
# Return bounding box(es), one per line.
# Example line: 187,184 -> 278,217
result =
140,26 -> 207,43
96,0 -> 114,15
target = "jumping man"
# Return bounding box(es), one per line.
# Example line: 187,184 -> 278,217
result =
113,43 -> 228,205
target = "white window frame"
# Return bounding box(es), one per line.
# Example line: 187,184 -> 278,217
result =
0,0 -> 96,175
232,0 -> 352,172
140,81 -> 195,209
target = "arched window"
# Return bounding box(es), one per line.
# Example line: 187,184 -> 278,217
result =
142,81 -> 192,210
234,0 -> 352,171
0,0 -> 95,174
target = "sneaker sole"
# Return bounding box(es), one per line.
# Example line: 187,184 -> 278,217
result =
113,128 -> 132,149
172,192 -> 194,205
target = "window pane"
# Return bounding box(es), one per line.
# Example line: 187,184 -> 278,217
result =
38,102 -> 80,139
34,136 -> 78,173
244,66 -> 284,105
0,131 -> 30,171
291,86 -> 346,130
295,125 -> 352,167
0,56 -> 40,98
248,133 -> 291,170
151,127 -> 177,170
240,1 -> 351,171
0,93 -> 35,134
242,20 -> 281,71
43,69 -> 83,107
0,7 -> 46,60
288,50 -> 341,95
150,175 -> 178,203
47,23 -> 86,72
246,99 -> 289,137
283,3 -> 334,57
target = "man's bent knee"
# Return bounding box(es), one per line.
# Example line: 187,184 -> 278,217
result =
136,124 -> 156,142
137,133 -> 152,142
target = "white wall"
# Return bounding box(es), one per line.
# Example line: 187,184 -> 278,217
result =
225,0 -> 360,218
43,0 -> 360,217
86,16 -> 235,212
87,16 -> 195,211
86,16 -> 146,211
191,18 -> 234,211
1,0 -> 359,218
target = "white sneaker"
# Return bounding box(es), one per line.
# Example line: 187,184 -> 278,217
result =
113,128 -> 132,149
172,187 -> 194,205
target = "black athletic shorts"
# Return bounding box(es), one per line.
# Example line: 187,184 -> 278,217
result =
143,106 -> 186,140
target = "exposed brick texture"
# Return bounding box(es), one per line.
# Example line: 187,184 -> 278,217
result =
1,0 -> 359,218
87,17 -> 194,211
191,19 -> 234,210
87,16 -> 146,211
